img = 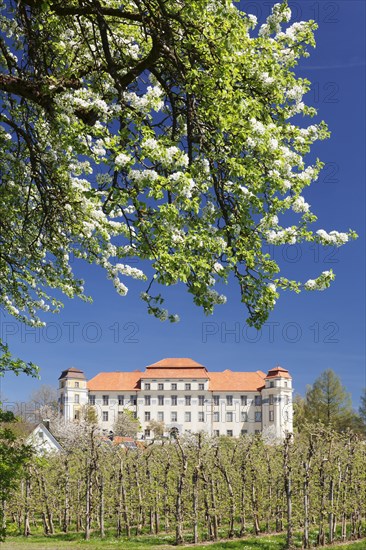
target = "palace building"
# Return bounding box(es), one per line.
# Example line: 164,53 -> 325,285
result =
58,358 -> 293,439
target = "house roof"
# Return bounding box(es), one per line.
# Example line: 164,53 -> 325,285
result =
209,370 -> 267,391
85,360 -> 290,391
146,358 -> 207,369
142,368 -> 209,379
266,366 -> 291,379
88,371 -> 141,391
59,367 -> 86,380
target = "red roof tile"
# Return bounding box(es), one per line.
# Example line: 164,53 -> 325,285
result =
146,358 -> 207,369
209,370 -> 266,391
142,368 -> 209,379
88,372 -> 141,391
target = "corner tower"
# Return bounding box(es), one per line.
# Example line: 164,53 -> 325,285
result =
261,365 -> 293,439
58,367 -> 88,421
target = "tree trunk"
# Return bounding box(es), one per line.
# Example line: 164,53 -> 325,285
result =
99,474 -> 105,538
328,477 -> 334,543
175,439 -> 188,545
317,458 -> 327,546
303,435 -> 315,549
192,466 -> 199,544
85,459 -> 91,541
23,477 -> 31,537
134,464 -> 143,535
283,434 -> 294,550
62,457 -> 70,533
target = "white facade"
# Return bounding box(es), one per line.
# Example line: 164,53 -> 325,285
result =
58,360 -> 293,440
26,423 -> 63,455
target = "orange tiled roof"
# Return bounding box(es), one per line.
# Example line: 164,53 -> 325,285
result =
142,368 -> 209,379
88,371 -> 141,391
209,370 -> 266,391
266,366 -> 291,379
146,358 -> 206,369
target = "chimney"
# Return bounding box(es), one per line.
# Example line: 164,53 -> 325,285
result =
43,419 -> 50,431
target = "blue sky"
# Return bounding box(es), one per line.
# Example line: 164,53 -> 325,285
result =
1,0 -> 365,409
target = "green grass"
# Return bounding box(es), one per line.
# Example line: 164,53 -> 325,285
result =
2,532 -> 366,550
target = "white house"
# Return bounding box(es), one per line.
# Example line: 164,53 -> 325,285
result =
58,358 -> 293,440
25,422 -> 63,454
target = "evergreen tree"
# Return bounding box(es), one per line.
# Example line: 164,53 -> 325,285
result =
359,388 -> 366,423
304,369 -> 353,430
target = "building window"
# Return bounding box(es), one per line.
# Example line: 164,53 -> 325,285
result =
285,395 -> 290,405
198,383 -> 205,390
145,383 -> 151,390
185,383 -> 191,391
284,381 -> 288,388
284,411 -> 289,422
226,395 -> 233,406
102,411 -> 108,422
269,394 -> 274,405
269,410 -> 274,422
171,383 -> 177,390
185,412 -> 191,422
241,411 -> 248,422
198,412 -> 204,422
241,395 -> 247,406
213,411 -> 220,422
171,411 -> 177,422
213,430 -> 220,437
89,395 -> 95,405
102,395 -> 109,406
75,381 -> 79,388
75,394 -> 79,404
144,429 -> 151,438
116,395 -> 123,406
158,383 -> 164,390
255,429 -> 260,434
158,395 -> 164,406
185,395 -> 191,406
213,395 -> 220,406
130,395 -> 137,405
226,430 -> 233,437
226,412 -> 233,422
255,395 -> 262,406
270,381 -> 274,388
145,395 -> 151,406
157,411 -> 164,422
198,395 -> 205,406
241,429 -> 248,436
171,395 -> 177,406
145,411 -> 151,421
255,412 -> 262,422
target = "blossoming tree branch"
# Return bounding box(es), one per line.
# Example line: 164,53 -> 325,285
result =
0,0 -> 356,372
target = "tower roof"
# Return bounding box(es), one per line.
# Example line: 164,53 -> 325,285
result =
266,365 -> 291,379
58,367 -> 86,380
